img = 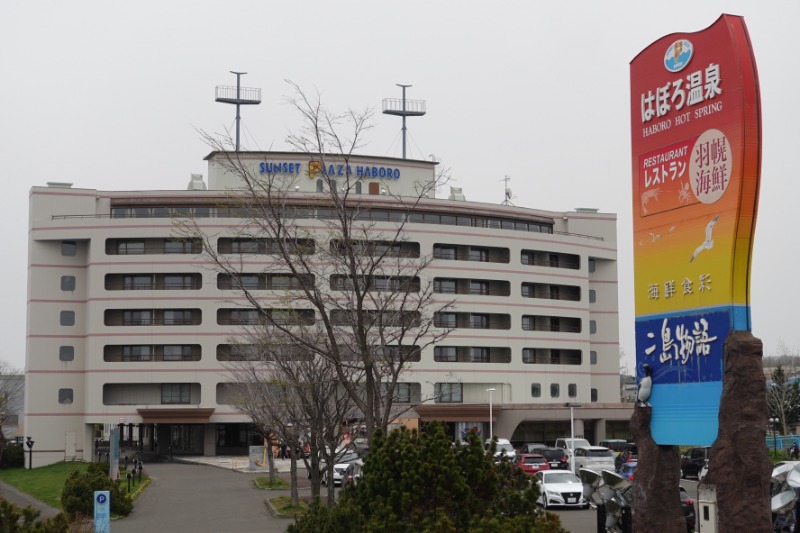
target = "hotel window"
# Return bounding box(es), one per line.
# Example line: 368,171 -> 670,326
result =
470,314 -> 489,329
238,275 -> 260,290
470,280 -> 489,295
588,258 -> 596,273
161,384 -> 191,404
316,179 -> 324,192
550,383 -> 560,398
589,290 -> 596,303
393,383 -> 412,403
123,346 -> 152,361
469,247 -> 488,262
59,346 -> 74,362
568,384 -> 577,398
58,389 -> 73,404
434,279 -> 456,294
123,310 -> 152,326
531,383 -> 541,398
433,244 -> 457,260
591,388 -> 598,402
231,239 -> 260,254
471,347 -> 490,363
590,351 -> 597,364
229,309 -> 260,325
434,383 -> 463,403
164,239 -> 194,254
60,311 -> 75,326
434,346 -> 457,362
117,240 -> 145,255
435,313 -> 457,328
163,345 -> 191,361
61,241 -> 77,256
61,276 -> 76,291
590,320 -> 597,334
124,275 -> 152,290
163,275 -> 194,290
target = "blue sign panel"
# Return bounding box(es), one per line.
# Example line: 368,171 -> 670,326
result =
94,490 -> 110,533
635,310 -> 728,445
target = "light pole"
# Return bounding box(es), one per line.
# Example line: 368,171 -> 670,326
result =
25,437 -> 34,470
770,417 -> 779,456
565,403 -> 581,473
486,388 -> 496,440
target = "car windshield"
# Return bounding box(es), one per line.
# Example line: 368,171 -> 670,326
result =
566,439 -> 591,449
587,449 -> 614,458
544,472 -> 580,484
497,444 -> 515,453
524,456 -> 545,464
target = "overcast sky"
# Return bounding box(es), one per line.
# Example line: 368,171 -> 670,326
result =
1,1 -> 798,372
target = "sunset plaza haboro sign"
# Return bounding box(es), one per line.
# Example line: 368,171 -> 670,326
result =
630,14 -> 761,445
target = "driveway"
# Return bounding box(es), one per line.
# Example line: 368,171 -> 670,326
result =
112,462 -> 293,533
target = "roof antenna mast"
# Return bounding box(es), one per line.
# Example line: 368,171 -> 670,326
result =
501,175 -> 514,206
215,71 -> 261,152
382,84 -> 426,159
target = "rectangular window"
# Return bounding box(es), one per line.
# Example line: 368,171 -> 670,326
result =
61,276 -> 76,291
435,313 -> 457,328
163,275 -> 193,290
433,245 -> 457,260
522,316 -> 533,330
238,275 -> 260,290
568,384 -> 577,398
470,280 -> 489,295
117,240 -> 145,255
394,383 -> 412,403
591,388 -> 598,402
163,345 -> 190,361
470,314 -> 489,329
550,383 -> 560,398
61,241 -> 77,256
434,383 -> 463,403
433,346 -> 457,362
59,346 -> 74,362
589,289 -> 596,303
229,309 -> 260,325
522,348 -> 534,364
123,345 -> 152,361
590,351 -> 598,365
590,320 -> 597,334
124,275 -> 153,290
531,383 -> 541,398
521,251 -> 533,265
60,311 -> 75,326
123,310 -> 152,326
471,347 -> 489,363
588,258 -> 596,273
164,239 -> 193,254
434,279 -> 457,294
469,247 -> 488,262
161,384 -> 191,404
163,310 -> 193,325
231,239 -> 261,254
58,388 -> 73,404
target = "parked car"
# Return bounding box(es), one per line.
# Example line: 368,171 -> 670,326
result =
555,437 -> 591,455
485,438 -> 516,460
617,461 -> 637,481
322,463 -> 354,486
599,439 -> 630,455
680,485 -> 696,531
514,453 -> 550,475
681,446 -> 711,479
534,470 -> 588,509
533,447 -> 570,470
573,446 -> 616,473
517,442 -> 547,454
312,447 -> 361,479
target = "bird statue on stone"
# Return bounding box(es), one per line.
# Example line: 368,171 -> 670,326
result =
637,364 -> 652,407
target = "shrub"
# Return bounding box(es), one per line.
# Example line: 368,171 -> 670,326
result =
61,468 -> 133,518
0,499 -> 72,532
1,443 -> 25,468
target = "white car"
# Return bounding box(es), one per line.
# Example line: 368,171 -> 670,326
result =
535,470 -> 589,509
322,463 -> 354,486
485,438 -> 516,460
573,446 -> 616,473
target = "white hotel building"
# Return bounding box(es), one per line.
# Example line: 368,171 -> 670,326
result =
25,152 -> 629,467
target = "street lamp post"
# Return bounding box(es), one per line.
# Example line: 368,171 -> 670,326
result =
564,403 -> 581,474
486,388 -> 496,440
25,437 -> 34,470
770,417 -> 779,456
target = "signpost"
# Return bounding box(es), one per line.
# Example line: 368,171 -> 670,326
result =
631,14 -> 761,445
93,490 -> 110,533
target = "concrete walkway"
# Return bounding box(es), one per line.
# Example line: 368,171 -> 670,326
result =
0,457 -> 310,533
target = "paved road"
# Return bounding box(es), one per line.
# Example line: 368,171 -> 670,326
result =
112,462 -> 293,533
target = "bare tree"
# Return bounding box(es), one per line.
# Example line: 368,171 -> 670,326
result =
184,81 -> 453,452
767,364 -> 800,436
0,362 -> 23,461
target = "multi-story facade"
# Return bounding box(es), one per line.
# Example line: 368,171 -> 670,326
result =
25,152 -> 627,467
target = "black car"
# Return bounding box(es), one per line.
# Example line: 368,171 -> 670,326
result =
681,446 -> 711,479
533,447 -> 570,470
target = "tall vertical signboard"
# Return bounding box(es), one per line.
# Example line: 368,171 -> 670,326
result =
631,15 -> 761,445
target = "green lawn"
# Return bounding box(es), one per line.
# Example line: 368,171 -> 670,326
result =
0,462 -> 89,509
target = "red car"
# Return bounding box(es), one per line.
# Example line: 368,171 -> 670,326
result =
514,453 -> 551,475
